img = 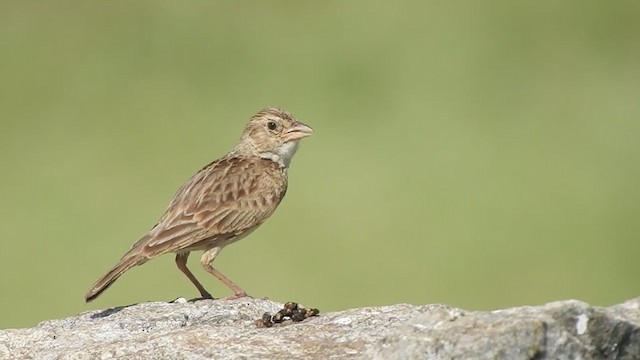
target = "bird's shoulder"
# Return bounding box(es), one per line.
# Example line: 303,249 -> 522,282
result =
166,156 -> 287,214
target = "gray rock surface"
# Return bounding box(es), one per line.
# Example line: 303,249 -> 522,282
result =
1,297 -> 638,359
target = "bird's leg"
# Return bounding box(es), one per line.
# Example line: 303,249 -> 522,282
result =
201,247 -> 249,299
175,252 -> 213,299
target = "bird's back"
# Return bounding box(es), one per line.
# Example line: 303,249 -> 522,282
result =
129,156 -> 288,258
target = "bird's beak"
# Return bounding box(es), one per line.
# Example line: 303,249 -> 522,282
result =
282,121 -> 314,142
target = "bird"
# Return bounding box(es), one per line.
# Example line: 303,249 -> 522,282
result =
85,108 -> 313,302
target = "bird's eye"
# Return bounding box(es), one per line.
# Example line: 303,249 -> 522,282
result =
267,120 -> 278,131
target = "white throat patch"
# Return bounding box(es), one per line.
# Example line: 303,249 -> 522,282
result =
260,141 -> 299,168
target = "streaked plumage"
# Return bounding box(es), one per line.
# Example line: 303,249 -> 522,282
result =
85,108 -> 313,302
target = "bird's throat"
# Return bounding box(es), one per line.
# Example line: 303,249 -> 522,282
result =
259,141 -> 299,168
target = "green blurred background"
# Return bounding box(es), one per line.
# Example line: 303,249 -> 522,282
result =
1,1 -> 639,329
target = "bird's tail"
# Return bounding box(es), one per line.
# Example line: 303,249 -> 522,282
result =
84,254 -> 146,303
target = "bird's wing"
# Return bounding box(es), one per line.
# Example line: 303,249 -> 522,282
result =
134,157 -> 287,256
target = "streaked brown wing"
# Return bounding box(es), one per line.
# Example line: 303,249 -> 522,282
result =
135,157 -> 287,255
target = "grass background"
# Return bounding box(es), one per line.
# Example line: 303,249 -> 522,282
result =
1,1 -> 639,329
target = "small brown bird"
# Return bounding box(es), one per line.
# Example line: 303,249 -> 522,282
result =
85,108 -> 313,302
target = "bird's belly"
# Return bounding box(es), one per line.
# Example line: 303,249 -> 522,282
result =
178,225 -> 261,253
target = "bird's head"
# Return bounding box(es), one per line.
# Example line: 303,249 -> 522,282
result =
233,108 -> 314,167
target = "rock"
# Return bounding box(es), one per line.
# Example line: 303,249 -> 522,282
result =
0,297 -> 638,359
368,298 -> 640,360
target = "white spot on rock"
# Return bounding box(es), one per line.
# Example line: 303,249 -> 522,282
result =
576,314 -> 589,335
333,317 -> 353,325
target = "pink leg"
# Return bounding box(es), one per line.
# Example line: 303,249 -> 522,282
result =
175,252 -> 213,299
201,247 -> 249,299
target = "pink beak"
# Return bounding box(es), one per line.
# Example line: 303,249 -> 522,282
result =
282,121 -> 314,143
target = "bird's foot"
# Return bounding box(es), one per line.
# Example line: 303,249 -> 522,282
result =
223,291 -> 251,300
180,291 -> 215,302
